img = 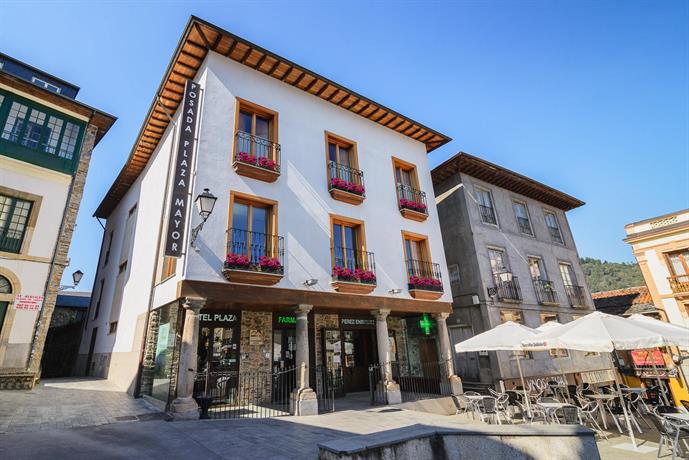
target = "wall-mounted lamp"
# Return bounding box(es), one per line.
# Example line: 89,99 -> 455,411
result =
190,188 -> 217,249
303,279 -> 318,286
388,288 -> 402,295
59,270 -> 84,291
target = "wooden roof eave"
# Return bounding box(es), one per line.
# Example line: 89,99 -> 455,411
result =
95,15 -> 451,218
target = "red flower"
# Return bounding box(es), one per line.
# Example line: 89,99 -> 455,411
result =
258,157 -> 277,171
333,265 -> 376,284
400,198 -> 427,213
226,253 -> 251,268
330,178 -> 365,196
409,275 -> 442,289
259,255 -> 282,271
238,152 -> 257,165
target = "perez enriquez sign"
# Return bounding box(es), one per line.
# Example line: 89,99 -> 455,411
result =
164,79 -> 201,257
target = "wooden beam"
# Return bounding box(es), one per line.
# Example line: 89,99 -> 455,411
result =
239,48 -> 253,63
344,97 -> 360,110
326,89 -> 341,102
354,102 -> 370,114
180,50 -> 203,62
304,77 -> 319,92
293,71 -> 307,87
253,53 -> 268,70
225,39 -> 239,58
280,65 -> 294,81
315,82 -> 330,96
193,23 -> 212,49
266,59 -> 281,76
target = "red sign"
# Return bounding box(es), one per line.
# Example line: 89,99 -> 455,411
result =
631,349 -> 665,367
14,295 -> 44,311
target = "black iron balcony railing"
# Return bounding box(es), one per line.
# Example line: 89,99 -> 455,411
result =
397,184 -> 428,215
564,284 -> 587,307
478,204 -> 497,225
328,161 -> 365,196
493,273 -> 522,301
548,226 -> 564,244
517,217 -> 533,236
406,259 -> 443,292
0,231 -> 24,254
668,274 -> 689,294
533,278 -> 559,305
331,247 -> 376,284
224,228 -> 284,274
234,131 -> 281,173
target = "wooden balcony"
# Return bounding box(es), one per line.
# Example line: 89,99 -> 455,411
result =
232,131 -> 281,182
668,275 -> 689,298
397,184 -> 428,222
331,247 -> 376,294
222,228 -> 284,286
407,260 -> 443,300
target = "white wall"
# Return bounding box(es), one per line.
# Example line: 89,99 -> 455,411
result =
0,156 -> 70,361
186,51 -> 451,300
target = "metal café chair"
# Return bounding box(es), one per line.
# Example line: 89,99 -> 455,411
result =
463,391 -> 483,420
649,413 -> 689,460
606,396 -> 642,434
578,400 -> 609,440
477,396 -> 503,425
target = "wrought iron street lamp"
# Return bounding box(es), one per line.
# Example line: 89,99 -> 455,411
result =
190,188 -> 217,248
59,269 -> 84,290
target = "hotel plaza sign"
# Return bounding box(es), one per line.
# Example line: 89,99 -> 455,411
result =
164,79 -> 201,257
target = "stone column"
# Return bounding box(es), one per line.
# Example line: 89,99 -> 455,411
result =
170,297 -> 205,419
372,309 -> 401,404
290,304 -> 317,416
435,312 -> 463,395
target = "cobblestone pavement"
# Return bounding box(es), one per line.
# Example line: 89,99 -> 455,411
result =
0,377 -> 160,434
0,384 -> 665,459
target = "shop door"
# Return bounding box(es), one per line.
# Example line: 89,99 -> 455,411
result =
197,325 -> 240,400
272,328 -> 297,403
419,338 -> 440,377
342,329 -> 378,393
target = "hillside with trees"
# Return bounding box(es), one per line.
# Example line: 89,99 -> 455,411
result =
580,257 -> 645,293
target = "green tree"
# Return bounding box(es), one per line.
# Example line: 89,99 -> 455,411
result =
580,257 -> 645,293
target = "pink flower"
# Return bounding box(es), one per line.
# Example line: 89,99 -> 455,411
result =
409,275 -> 442,289
225,253 -> 251,268
259,255 -> 282,271
333,265 -> 376,284
400,198 -> 427,213
238,152 -> 257,165
258,157 -> 277,171
330,177 -> 365,196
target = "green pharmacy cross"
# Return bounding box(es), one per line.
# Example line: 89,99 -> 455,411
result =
419,314 -> 433,336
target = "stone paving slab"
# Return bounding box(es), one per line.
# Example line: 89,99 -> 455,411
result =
0,377 -> 160,434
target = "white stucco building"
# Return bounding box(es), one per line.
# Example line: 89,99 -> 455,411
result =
79,17 -> 459,416
0,53 -> 115,389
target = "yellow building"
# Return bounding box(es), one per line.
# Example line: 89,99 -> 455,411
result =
624,209 -> 689,405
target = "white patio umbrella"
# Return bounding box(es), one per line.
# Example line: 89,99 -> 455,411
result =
521,311 -> 686,450
454,321 -> 538,417
535,321 -> 569,394
628,314 -> 689,405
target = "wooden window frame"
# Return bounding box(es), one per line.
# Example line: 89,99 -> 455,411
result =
227,191 -> 279,257
558,261 -> 577,285
324,131 -> 359,170
487,246 -> 509,275
401,230 -> 432,277
233,97 -> 279,159
527,255 -> 548,281
329,214 -> 367,268
665,249 -> 689,276
391,156 -> 420,190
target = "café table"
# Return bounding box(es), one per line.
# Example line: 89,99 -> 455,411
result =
586,393 -> 621,432
463,394 -> 486,419
536,401 -> 573,424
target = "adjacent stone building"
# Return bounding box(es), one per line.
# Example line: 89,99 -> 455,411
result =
432,152 -> 611,391
0,53 -> 115,389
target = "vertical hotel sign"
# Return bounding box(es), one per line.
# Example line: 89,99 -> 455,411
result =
164,79 -> 201,257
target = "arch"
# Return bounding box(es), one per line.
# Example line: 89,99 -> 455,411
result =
0,275 -> 12,294
0,267 -> 20,299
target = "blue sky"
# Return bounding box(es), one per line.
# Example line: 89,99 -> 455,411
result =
2,1 -> 688,289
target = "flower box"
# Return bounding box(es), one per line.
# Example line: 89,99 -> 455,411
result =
233,151 -> 280,182
222,253 -> 283,286
399,198 -> 428,221
331,266 -> 376,294
408,275 -> 443,300
329,177 -> 365,205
